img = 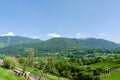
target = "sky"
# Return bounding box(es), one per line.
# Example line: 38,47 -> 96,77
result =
0,0 -> 120,43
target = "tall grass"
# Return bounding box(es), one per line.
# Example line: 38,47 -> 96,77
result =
0,67 -> 24,80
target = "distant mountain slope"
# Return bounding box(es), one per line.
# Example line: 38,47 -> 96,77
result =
70,38 -> 119,48
38,38 -> 77,49
0,37 -> 120,57
0,41 -> 6,48
0,37 -> 119,49
0,36 -> 43,48
31,38 -> 119,49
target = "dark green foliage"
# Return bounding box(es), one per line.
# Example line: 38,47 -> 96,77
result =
28,55 -> 120,80
18,58 -> 27,64
76,72 -> 95,80
16,53 -> 120,80
95,76 -> 100,80
93,69 -> 100,76
36,58 -> 99,80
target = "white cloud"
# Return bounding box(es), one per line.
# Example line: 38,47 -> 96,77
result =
32,35 -> 39,39
0,32 -> 14,36
47,33 -> 61,38
100,32 -> 109,36
75,33 -> 85,39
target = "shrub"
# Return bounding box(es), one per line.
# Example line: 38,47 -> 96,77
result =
3,57 -> 18,69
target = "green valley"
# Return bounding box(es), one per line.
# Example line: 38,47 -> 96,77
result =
0,37 -> 120,80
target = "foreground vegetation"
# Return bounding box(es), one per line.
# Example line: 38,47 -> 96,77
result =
1,54 -> 120,80
16,53 -> 120,80
1,47 -> 120,80
0,67 -> 24,80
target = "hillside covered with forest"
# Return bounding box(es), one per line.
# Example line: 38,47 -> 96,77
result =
0,37 -> 120,57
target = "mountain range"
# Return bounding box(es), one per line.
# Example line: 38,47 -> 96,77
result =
0,36 -> 120,56
0,36 -> 43,48
42,38 -> 120,48
0,36 -> 119,49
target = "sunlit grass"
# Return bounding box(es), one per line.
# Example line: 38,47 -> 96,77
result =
0,67 -> 24,80
102,68 -> 120,80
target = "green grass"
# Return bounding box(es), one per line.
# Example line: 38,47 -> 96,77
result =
102,68 -> 120,80
88,60 -> 118,69
0,67 -> 24,80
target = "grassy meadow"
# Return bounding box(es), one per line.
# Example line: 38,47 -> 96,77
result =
102,68 -> 120,80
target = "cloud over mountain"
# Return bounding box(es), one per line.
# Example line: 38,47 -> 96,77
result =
0,32 -> 14,36
100,32 -> 109,36
75,33 -> 85,39
48,33 -> 61,38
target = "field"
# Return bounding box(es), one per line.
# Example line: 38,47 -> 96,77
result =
102,68 -> 120,80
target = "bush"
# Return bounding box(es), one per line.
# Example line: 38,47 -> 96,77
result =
3,57 -> 18,69
95,76 -> 100,80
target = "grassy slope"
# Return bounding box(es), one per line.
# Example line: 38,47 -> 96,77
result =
0,67 -> 24,80
102,68 -> 120,80
88,61 -> 118,69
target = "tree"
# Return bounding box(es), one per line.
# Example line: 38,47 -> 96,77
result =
22,48 -> 34,75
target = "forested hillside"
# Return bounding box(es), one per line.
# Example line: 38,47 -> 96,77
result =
0,37 -> 120,57
0,36 -> 43,48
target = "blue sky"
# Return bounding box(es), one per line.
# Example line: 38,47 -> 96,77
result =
0,0 -> 120,43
